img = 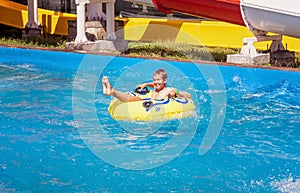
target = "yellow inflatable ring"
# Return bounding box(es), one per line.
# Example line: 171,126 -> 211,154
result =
108,88 -> 195,122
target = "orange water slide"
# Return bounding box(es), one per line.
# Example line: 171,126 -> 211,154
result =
152,0 -> 244,26
0,0 -> 76,35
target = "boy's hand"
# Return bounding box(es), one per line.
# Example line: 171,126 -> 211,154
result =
136,84 -> 144,89
168,88 -> 177,98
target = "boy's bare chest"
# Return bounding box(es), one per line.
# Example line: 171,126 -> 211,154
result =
151,88 -> 169,99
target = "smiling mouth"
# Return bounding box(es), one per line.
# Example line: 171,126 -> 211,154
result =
154,86 -> 164,92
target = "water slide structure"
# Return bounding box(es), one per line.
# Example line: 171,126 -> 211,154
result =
148,0 -> 300,64
0,0 -> 76,36
0,0 -> 299,53
151,0 -> 300,39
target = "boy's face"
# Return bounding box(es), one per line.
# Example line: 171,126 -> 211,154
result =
153,74 -> 166,91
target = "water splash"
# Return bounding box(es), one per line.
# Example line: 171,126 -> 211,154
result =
270,175 -> 300,193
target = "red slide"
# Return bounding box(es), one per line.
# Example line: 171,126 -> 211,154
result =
152,0 -> 244,26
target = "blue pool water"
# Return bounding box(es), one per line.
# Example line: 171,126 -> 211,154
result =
0,47 -> 300,192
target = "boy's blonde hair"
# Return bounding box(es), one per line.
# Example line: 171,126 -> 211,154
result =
153,69 -> 167,80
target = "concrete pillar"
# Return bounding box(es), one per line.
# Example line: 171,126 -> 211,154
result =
240,37 -> 258,57
105,1 -> 116,40
66,0 -> 128,52
26,0 -> 39,28
33,0 -> 39,25
75,2 -> 88,43
226,37 -> 270,65
142,5 -> 148,13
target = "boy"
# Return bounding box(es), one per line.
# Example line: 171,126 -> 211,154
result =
102,68 -> 191,102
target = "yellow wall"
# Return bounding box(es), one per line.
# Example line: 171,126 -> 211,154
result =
0,1 -> 76,36
118,18 -> 300,52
